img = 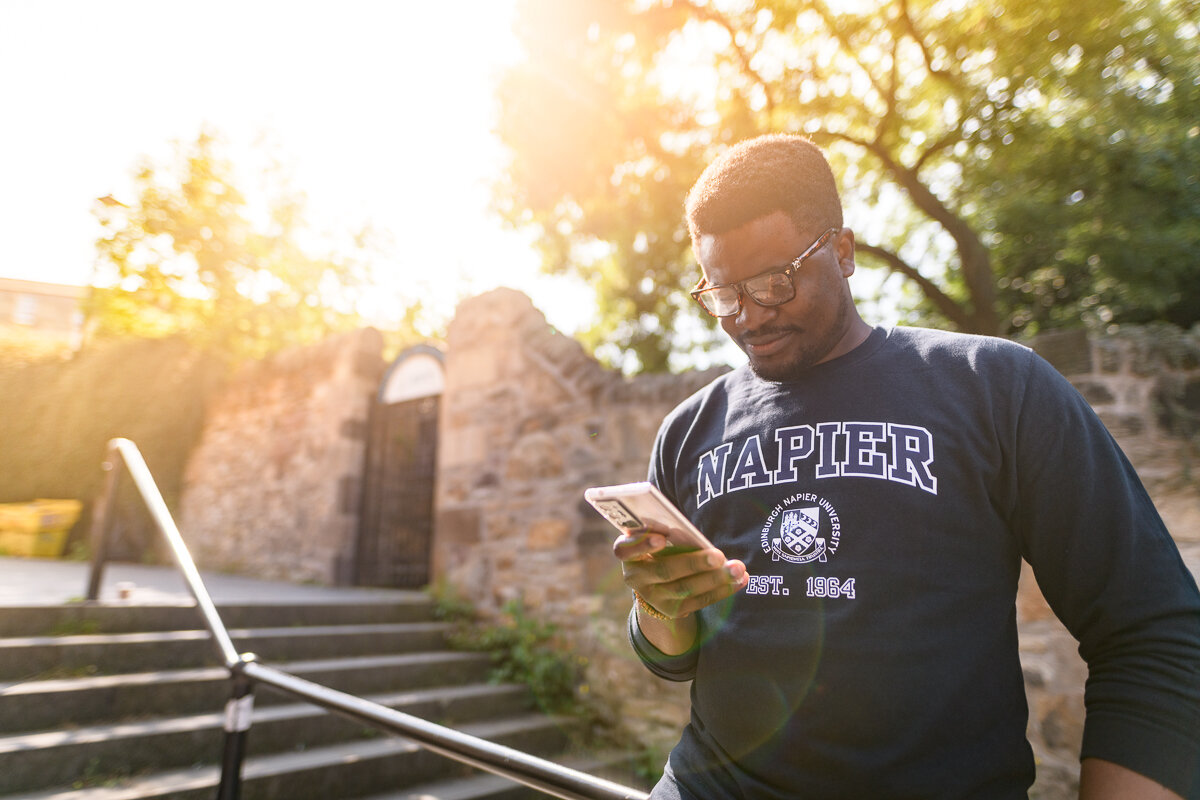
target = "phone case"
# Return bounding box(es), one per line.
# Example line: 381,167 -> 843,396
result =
584,481 -> 713,552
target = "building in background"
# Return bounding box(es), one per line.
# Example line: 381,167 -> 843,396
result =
0,278 -> 86,351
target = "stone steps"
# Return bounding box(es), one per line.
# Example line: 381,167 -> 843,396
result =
11,715 -> 579,800
0,622 -> 455,680
0,684 -> 534,796
0,598 -> 641,799
0,597 -> 439,638
0,651 -> 492,733
357,754 -> 645,800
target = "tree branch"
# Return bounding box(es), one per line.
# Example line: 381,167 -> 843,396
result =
856,242 -> 975,330
897,0 -> 955,82
896,0 -> 969,172
678,0 -> 776,115
810,1 -> 891,113
872,16 -> 903,147
825,130 -> 999,332
913,127 -> 963,172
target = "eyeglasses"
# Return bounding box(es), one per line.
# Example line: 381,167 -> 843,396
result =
690,228 -> 840,318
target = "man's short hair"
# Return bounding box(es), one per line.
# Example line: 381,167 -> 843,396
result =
685,134 -> 844,243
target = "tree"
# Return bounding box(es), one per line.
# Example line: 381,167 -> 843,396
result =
970,50 -> 1200,332
494,0 -> 1200,371
89,130 -> 377,360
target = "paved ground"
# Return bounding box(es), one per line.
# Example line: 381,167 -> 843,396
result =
0,555 -> 418,605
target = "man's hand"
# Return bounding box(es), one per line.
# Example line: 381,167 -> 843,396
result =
615,527 -> 748,655
1079,758 -> 1185,800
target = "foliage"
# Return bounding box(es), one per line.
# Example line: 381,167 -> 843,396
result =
0,337 -> 223,559
495,0 -> 1200,370
428,578 -> 479,623
89,130 -> 378,361
0,327 -> 75,369
971,72 -> 1200,334
441,594 -> 589,716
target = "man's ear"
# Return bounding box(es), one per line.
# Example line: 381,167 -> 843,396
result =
836,228 -> 856,277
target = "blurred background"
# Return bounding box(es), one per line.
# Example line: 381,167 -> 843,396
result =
0,0 -> 592,359
0,6 -> 1195,798
2,0 -> 1197,542
3,0 -> 1197,373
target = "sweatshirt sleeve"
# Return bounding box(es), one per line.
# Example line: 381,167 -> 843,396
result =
627,604 -> 700,682
629,412 -> 704,681
1009,352 -> 1200,797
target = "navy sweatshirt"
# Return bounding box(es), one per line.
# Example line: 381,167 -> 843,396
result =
632,326 -> 1200,799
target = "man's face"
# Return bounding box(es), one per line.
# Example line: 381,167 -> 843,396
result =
696,210 -> 861,381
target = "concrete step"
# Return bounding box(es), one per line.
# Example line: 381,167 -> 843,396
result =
0,596 -> 436,637
359,752 -> 647,800
0,621 -> 453,680
0,650 -> 493,733
4,714 -> 580,800
0,683 -> 534,796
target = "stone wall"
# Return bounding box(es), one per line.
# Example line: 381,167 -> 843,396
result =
179,328 -> 384,584
1019,327 -> 1200,798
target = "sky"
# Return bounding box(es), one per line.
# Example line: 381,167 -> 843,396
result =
0,0 -> 596,336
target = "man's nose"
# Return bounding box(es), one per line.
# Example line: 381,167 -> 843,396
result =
735,293 -> 778,329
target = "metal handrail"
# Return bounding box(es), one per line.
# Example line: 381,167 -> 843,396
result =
87,439 -> 239,667
85,438 -> 650,800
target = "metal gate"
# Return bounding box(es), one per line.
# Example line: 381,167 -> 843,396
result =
355,346 -> 443,588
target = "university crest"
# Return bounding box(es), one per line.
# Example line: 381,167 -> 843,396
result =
760,493 -> 842,564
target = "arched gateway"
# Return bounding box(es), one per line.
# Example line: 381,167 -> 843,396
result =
355,344 -> 443,588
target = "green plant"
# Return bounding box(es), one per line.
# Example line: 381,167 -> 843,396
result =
427,579 -> 477,624
71,756 -> 143,790
629,745 -> 670,787
447,598 -> 586,717
31,663 -> 101,681
49,618 -> 101,636
72,757 -> 106,790
66,540 -> 90,562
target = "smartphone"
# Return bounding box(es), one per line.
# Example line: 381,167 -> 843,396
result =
584,481 -> 714,553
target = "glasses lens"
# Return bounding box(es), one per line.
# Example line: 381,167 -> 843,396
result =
697,287 -> 740,317
744,272 -> 796,306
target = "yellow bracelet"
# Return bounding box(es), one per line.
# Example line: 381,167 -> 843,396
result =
633,591 -> 683,621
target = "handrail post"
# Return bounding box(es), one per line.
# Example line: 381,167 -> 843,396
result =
216,655 -> 257,800
85,444 -> 124,601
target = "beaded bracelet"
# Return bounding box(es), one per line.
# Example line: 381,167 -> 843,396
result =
633,590 -> 683,621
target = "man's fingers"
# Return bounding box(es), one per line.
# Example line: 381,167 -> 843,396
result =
622,547 -> 727,584
612,530 -> 668,560
630,557 -> 750,618
613,527 -> 750,619
678,565 -> 749,615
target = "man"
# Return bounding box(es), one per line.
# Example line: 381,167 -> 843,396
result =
615,134 -> 1200,799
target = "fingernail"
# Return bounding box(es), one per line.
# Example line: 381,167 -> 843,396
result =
724,561 -> 746,580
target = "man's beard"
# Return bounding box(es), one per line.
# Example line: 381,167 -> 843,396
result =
741,302 -> 852,382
